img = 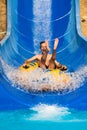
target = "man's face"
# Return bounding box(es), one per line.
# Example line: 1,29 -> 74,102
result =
40,42 -> 47,53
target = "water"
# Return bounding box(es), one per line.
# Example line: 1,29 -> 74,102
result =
0,58 -> 87,94
0,58 -> 87,129
33,0 -> 52,54
0,104 -> 87,130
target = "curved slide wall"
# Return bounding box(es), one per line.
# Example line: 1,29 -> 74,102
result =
0,0 -> 87,110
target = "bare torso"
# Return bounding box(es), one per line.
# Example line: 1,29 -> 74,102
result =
36,54 -> 52,68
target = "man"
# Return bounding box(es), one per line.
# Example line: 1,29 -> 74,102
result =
23,38 -> 67,71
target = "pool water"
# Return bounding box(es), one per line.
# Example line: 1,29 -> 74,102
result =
0,104 -> 87,130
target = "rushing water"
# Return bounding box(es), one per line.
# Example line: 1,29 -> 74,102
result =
0,57 -> 87,94
33,0 -> 52,54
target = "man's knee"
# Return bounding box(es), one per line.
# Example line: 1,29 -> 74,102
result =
51,56 -> 56,61
52,49 -> 56,60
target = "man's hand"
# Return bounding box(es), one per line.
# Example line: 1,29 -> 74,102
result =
23,60 -> 29,68
55,38 -> 59,44
24,60 -> 29,64
45,40 -> 50,52
54,38 -> 59,50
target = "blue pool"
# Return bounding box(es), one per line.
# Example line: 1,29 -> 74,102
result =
0,104 -> 87,130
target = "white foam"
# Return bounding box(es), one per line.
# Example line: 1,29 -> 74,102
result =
26,104 -> 87,122
28,104 -> 70,121
0,58 -> 87,93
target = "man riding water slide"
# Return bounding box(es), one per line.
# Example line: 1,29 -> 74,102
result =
23,38 -> 67,71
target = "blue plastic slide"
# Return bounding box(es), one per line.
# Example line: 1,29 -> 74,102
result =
0,0 -> 87,110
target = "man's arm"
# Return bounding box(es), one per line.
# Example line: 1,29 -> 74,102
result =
23,55 -> 38,66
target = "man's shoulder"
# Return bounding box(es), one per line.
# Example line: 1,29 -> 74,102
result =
48,53 -> 52,56
35,54 -> 42,59
48,54 -> 52,57
36,54 -> 42,57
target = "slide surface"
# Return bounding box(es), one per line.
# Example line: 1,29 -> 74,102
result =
0,0 -> 87,110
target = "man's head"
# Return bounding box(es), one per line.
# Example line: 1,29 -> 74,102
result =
40,41 -> 48,54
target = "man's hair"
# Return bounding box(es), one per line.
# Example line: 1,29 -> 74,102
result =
40,41 -> 45,48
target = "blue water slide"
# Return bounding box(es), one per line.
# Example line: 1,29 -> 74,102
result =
0,0 -> 87,110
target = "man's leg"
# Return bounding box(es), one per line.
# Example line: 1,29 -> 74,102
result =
58,64 -> 67,71
48,50 -> 56,69
40,52 -> 48,69
55,61 -> 67,71
48,38 -> 59,70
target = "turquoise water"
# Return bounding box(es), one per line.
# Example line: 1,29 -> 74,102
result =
0,104 -> 87,130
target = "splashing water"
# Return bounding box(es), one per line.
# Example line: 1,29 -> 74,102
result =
25,104 -> 87,122
0,58 -> 87,93
28,104 -> 70,121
